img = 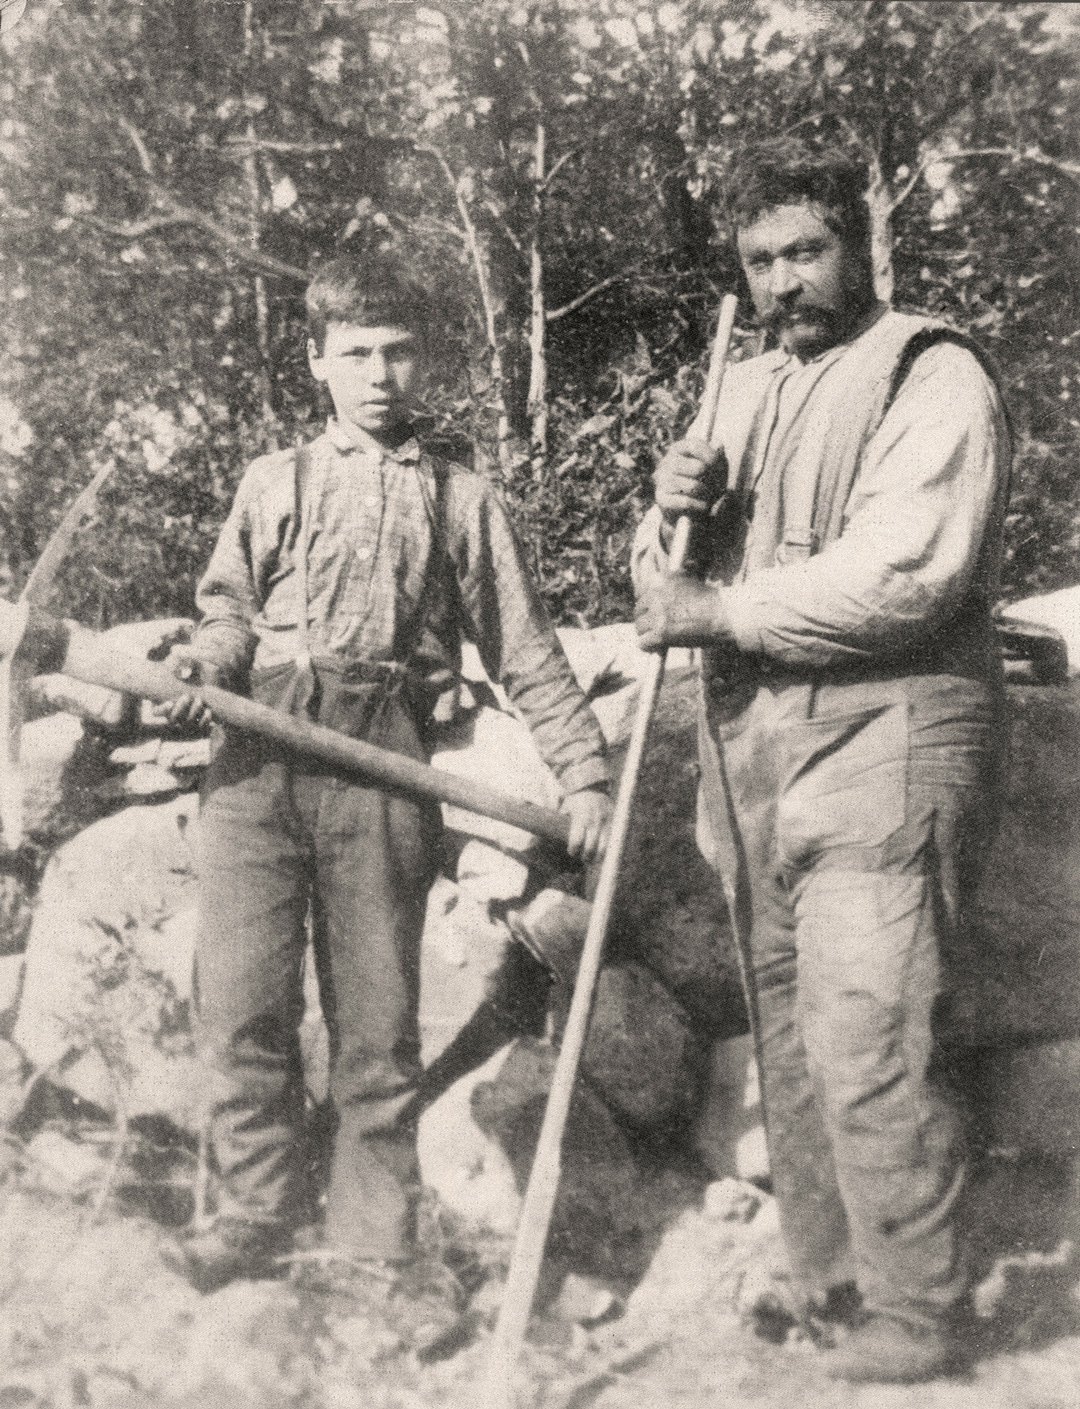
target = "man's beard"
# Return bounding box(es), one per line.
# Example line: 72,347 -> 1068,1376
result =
765,291 -> 876,356
766,302 -> 843,349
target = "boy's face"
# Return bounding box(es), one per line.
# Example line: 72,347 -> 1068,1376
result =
307,321 -> 421,442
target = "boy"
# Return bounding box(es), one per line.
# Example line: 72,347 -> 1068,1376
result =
164,254 -> 611,1327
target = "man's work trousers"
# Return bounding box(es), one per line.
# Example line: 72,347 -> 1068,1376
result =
194,664 -> 440,1261
698,669 -> 1003,1327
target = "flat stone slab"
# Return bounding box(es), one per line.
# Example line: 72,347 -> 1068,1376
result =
958,681 -> 1080,1044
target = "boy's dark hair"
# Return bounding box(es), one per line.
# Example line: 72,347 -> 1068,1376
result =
305,252 -> 431,353
729,140 -> 871,251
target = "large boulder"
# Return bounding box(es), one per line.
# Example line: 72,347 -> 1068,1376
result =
12,793 -> 201,1125
1004,587 -> 1080,677
508,888 -> 711,1139
957,681 -> 1080,1044
471,1036 -> 648,1283
0,714 -> 121,956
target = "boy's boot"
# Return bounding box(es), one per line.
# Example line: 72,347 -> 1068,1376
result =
164,1216 -> 293,1295
290,1245 -> 472,1362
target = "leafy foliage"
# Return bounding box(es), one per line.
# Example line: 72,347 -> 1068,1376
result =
1,1 -> 1078,628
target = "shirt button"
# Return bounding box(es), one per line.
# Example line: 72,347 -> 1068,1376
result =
363,493 -> 380,508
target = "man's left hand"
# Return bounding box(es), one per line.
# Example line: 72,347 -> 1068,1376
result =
561,787 -> 612,864
635,574 -> 733,652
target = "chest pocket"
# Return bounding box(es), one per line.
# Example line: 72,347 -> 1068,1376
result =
776,702 -> 909,870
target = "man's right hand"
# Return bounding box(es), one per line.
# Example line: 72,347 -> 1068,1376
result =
654,436 -> 728,540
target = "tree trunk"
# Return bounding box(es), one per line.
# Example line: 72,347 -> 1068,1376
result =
865,152 -> 895,303
242,0 -> 275,427
528,120 -> 548,474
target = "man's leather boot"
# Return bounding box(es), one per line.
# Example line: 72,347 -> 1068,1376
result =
820,1312 -> 958,1383
163,1217 -> 292,1294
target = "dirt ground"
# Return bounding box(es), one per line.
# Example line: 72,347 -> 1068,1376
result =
2,672 -> 1079,1407
1,1104 -> 1078,1409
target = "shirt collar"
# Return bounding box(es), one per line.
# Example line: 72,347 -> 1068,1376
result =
326,417 -> 421,464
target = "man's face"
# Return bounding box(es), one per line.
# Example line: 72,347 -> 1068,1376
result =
308,321 -> 421,441
736,201 -> 874,360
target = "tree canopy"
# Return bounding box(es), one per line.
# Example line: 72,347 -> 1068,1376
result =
1,0 -> 1077,628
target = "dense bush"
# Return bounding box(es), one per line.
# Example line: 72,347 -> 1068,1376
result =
1,1 -> 1077,628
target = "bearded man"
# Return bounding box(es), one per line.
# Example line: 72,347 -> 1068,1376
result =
633,141 -> 1010,1383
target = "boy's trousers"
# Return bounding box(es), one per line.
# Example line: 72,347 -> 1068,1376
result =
194,661 -> 441,1261
698,667 -> 1003,1327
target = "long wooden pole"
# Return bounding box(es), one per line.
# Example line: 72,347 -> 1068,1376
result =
482,293 -> 740,1408
45,615 -> 572,848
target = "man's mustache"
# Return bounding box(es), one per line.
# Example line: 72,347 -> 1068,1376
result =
762,302 -> 837,334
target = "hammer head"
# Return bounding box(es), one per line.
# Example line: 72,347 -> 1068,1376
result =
0,597 -> 31,850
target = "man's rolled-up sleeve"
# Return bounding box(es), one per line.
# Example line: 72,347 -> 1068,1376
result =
720,343 -> 1009,668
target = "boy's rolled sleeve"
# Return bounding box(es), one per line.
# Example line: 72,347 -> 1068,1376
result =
451,480 -> 609,794
192,476 -> 262,679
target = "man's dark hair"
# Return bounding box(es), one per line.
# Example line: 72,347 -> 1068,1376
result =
305,252 -> 431,353
729,140 -> 871,251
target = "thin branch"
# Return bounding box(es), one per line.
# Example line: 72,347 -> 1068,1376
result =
416,143 -> 514,473
538,148 -> 576,193
934,146 -> 1080,182
484,199 -> 525,255
547,272 -> 627,324
416,145 -> 498,346
168,211 -> 307,279
887,156 -> 931,214
77,208 -> 308,281
222,138 -> 346,155
78,212 -> 191,239
88,1036 -> 130,1224
889,144 -> 1080,217
102,114 -> 308,278
117,115 -> 156,177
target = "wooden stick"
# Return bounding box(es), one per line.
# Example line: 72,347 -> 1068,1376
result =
482,293 -> 740,1408
51,615 -> 572,848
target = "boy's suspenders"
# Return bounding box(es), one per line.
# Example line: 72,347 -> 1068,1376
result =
293,440 -> 315,677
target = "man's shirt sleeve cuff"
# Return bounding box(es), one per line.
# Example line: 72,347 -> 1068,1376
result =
718,584 -> 764,655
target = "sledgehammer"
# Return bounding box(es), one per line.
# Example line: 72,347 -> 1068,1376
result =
0,608 -> 572,850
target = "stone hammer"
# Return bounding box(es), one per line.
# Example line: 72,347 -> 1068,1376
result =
0,603 -> 573,851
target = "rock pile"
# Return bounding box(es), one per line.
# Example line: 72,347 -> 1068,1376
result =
0,623 -> 745,1242
3,614 -> 1080,1263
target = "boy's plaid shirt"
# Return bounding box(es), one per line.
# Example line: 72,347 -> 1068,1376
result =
193,419 -> 608,794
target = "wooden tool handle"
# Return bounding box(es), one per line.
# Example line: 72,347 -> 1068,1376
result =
58,620 -> 572,847
482,292 -> 740,1409
668,292 -> 739,570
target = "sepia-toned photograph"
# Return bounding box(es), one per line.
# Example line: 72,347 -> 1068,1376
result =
0,2 -> 1078,1405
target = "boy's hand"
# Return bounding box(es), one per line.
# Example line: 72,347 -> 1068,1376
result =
655,436 -> 728,545
150,658 -> 226,730
561,786 -> 612,864
635,574 -> 734,653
